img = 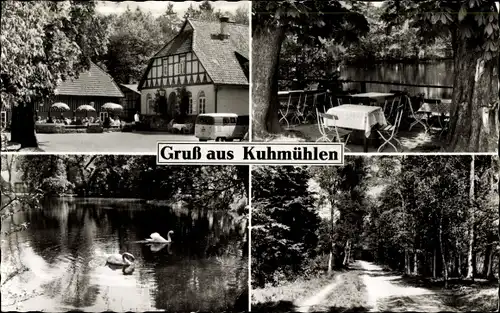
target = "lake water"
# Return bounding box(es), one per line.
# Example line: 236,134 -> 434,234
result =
1,197 -> 248,312
341,60 -> 454,99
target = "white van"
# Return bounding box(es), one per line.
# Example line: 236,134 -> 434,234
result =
195,113 -> 249,141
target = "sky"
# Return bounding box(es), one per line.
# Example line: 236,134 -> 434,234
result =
96,1 -> 249,18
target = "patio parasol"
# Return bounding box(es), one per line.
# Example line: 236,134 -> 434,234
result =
51,102 -> 70,111
50,102 -> 70,117
76,104 -> 96,117
102,102 -> 123,114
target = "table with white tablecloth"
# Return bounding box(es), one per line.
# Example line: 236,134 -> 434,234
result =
325,105 -> 387,152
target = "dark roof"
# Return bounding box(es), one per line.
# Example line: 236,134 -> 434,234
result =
139,18 -> 249,89
189,19 -> 248,85
154,30 -> 193,58
120,84 -> 140,94
55,62 -> 124,98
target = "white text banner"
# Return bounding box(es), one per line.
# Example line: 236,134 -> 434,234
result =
157,142 -> 344,165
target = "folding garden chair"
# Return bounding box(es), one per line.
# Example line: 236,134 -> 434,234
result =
315,108 -> 352,151
408,96 -> 434,133
377,103 -> 404,152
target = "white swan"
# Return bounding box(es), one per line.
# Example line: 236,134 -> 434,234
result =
106,252 -> 135,266
146,231 -> 174,243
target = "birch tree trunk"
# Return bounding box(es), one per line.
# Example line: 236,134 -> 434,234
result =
439,207 -> 448,288
466,155 -> 475,280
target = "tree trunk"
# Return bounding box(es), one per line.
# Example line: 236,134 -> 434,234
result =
497,171 -> 499,313
413,250 -> 418,275
328,198 -> 335,273
328,250 -> 333,274
10,102 -> 38,148
439,207 -> 448,288
433,248 -> 437,279
251,25 -> 286,138
404,249 -> 410,275
485,249 -> 494,280
466,155 -> 475,280
455,238 -> 462,277
343,240 -> 351,266
446,31 -> 499,152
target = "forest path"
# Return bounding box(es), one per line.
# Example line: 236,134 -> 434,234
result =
358,260 -> 457,312
294,275 -> 341,312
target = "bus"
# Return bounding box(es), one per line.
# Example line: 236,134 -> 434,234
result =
195,113 -> 249,141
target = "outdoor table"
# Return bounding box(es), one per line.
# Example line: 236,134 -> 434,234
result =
173,123 -> 188,132
325,104 -> 387,152
351,92 -> 395,102
416,99 -> 452,136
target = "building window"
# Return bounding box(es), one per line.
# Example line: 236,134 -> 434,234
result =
147,93 -> 154,114
163,58 -> 168,76
178,56 -> 185,75
1,111 -> 6,129
198,91 -> 206,114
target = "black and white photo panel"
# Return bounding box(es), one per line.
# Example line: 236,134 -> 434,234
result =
251,155 -> 499,312
1,154 -> 249,312
1,1 -> 250,153
251,0 -> 499,153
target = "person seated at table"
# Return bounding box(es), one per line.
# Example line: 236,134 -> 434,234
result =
46,116 -> 54,123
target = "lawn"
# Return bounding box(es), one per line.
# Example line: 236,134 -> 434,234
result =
251,273 -> 336,312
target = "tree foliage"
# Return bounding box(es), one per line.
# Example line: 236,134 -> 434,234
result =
364,155 -> 499,283
251,166 -> 320,287
251,0 -> 369,137
0,0 -> 108,107
12,155 -> 248,210
382,0 -> 499,151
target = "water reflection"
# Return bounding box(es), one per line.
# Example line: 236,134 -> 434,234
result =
1,197 -> 248,312
341,60 -> 454,99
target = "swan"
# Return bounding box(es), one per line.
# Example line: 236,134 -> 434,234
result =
106,252 -> 135,266
145,231 -> 173,243
122,263 -> 135,275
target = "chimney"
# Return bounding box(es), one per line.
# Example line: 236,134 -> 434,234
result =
219,16 -> 230,39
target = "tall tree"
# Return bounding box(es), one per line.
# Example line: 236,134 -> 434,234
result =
105,7 -> 167,84
251,166 -> 320,287
251,1 -> 369,138
383,0 -> 499,151
1,0 -> 109,148
466,155 -> 476,279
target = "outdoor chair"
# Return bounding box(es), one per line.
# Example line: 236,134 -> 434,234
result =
422,98 -> 448,134
356,97 -> 377,106
315,108 -> 352,151
377,103 -> 404,152
338,95 -> 352,105
384,90 -> 407,119
408,95 -> 429,133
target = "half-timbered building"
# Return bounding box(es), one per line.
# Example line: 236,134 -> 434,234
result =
137,17 -> 249,120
